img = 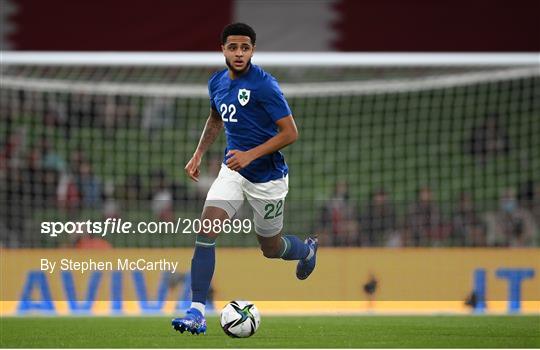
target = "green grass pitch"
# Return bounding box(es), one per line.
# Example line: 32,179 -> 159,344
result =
1,315 -> 539,348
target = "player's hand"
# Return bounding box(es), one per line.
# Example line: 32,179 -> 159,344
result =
226,150 -> 254,171
185,153 -> 202,182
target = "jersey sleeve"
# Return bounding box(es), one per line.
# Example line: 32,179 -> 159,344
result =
208,75 -> 217,111
259,77 -> 292,122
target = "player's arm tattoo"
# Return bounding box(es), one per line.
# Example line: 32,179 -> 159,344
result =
195,109 -> 223,156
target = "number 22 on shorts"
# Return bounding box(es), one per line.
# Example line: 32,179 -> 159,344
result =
264,200 -> 283,219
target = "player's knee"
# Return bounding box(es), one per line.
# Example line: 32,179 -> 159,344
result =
199,206 -> 229,239
260,244 -> 281,259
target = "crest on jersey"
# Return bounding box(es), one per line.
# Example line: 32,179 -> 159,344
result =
238,89 -> 251,106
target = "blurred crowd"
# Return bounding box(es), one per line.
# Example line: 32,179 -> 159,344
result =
318,181 -> 539,247
1,106 -> 538,248
2,125 -> 538,249
316,114 -> 539,247
0,127 -> 200,247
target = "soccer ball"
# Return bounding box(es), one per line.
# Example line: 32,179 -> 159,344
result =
220,300 -> 261,338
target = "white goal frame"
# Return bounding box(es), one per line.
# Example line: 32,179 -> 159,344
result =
2,51 -> 539,67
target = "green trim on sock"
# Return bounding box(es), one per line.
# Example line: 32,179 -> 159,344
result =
195,240 -> 215,247
195,234 -> 216,247
279,236 -> 290,258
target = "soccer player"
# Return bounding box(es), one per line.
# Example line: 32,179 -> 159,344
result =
172,23 -> 318,335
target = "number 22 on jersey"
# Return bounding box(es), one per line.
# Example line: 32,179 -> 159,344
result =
220,103 -> 238,122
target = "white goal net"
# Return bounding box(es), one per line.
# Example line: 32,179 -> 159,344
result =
1,52 -> 539,247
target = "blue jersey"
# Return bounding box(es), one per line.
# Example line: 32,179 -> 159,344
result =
208,64 -> 292,183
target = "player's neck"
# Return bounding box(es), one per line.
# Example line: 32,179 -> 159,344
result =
228,63 -> 251,80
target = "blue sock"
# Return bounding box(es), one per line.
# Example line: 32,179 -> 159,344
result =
280,235 -> 310,261
191,235 -> 215,305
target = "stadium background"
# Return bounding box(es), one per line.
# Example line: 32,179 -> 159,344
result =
1,0 -> 539,317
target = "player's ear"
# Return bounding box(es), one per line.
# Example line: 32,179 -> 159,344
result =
252,44 -> 256,54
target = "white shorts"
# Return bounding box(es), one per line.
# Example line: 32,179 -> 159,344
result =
204,164 -> 289,237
